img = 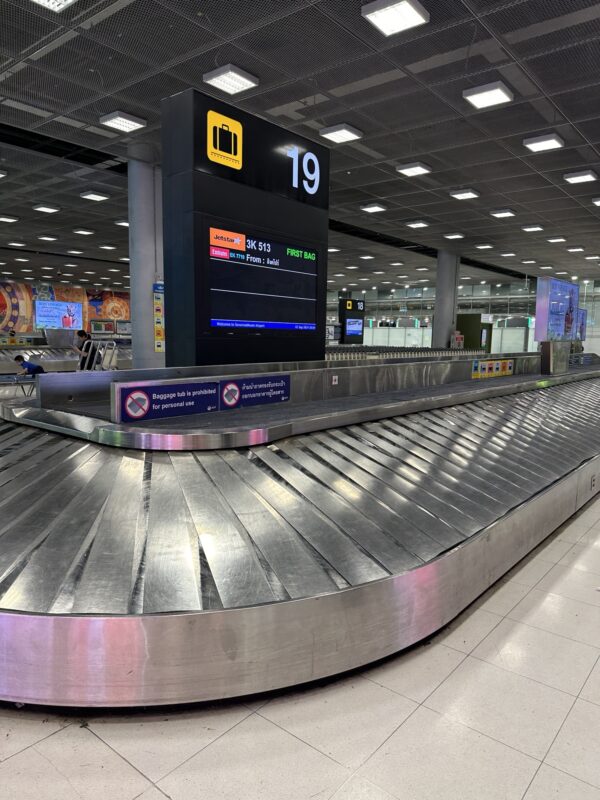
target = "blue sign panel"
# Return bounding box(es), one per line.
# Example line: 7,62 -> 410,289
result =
120,374 -> 290,422
121,381 -> 219,422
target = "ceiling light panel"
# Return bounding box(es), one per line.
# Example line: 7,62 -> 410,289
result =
0,216 -> 18,223
33,205 -> 60,214
523,133 -> 564,152
463,81 -> 514,109
396,161 -> 431,176
522,225 -> 543,232
450,189 -> 479,200
491,209 -> 515,218
99,111 -> 147,132
361,203 -> 386,213
564,170 -> 597,184
80,191 -> 110,201
406,220 -> 428,228
444,233 -> 464,239
319,124 -> 362,143
203,64 -> 259,95
73,229 -> 94,235
548,237 -> 566,243
30,0 -> 79,10
361,0 -> 430,36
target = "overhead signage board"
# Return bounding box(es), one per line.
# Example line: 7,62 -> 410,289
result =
534,277 -> 579,342
162,89 -> 330,367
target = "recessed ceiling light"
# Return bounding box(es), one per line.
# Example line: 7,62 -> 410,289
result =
8,242 -> 25,247
564,170 -> 597,184
360,255 -> 374,260
202,64 -> 259,95
361,0 -> 430,36
99,245 -> 116,250
115,220 -> 129,227
361,203 -> 387,213
522,225 -> 543,232
373,270 -> 385,274
99,111 -> 147,132
100,277 -> 111,281
108,268 -> 120,272
416,267 -> 429,272
1,271 -> 12,275
418,279 -> 429,283
15,258 -> 29,262
396,274 -> 408,278
480,281 -> 486,285
522,259 -> 536,264
20,268 -> 32,272
548,237 -> 566,243
450,189 -> 479,200
38,236 -> 57,241
33,205 -> 60,214
64,263 -> 77,267
93,283 -> 102,286
41,266 -> 53,270
501,252 -> 516,257
327,280 -> 335,283
585,255 -> 600,260
382,281 -> 392,284
593,198 -> 600,206
540,266 -> 553,270
556,271 -> 567,275
30,0 -> 79,11
80,191 -> 110,202
460,276 -> 471,279
327,248 -> 340,253
0,171 -> 6,179
0,215 -> 18,223
523,133 -> 564,152
358,277 -> 369,281
463,80 -> 514,109
319,124 -> 363,143
119,257 -> 130,262
396,161 -> 431,176
572,275 -> 579,280
491,209 -> 515,218
23,276 -> 34,281
62,273 -> 74,277
333,273 -> 345,277
67,250 -> 83,255
475,244 -> 493,249
346,265 -> 359,270
84,271 -> 96,275
567,247 -> 584,252
390,261 -> 404,266
444,233 -> 464,239
406,220 -> 428,228
73,228 -> 94,235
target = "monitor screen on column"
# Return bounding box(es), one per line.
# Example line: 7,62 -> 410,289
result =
207,224 -> 317,332
534,277 -> 579,342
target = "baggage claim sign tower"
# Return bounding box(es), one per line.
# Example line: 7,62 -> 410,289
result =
161,89 -> 330,366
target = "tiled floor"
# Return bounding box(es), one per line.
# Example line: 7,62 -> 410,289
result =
3,503 -> 600,799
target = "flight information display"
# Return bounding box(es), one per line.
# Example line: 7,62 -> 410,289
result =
345,318 -> 364,337
208,226 -> 317,332
35,300 -> 82,330
534,277 -> 579,342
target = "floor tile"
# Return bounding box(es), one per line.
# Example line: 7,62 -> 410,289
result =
579,527 -> 600,545
474,579 -> 531,616
581,658 -> 600,707
435,608 -> 502,654
472,618 -> 600,695
425,657 -> 574,759
89,704 -> 251,782
559,541 -> 600,573
0,747 -> 82,800
330,776 -> 397,800
357,706 -> 538,800
0,705 -> 69,762
528,539 -> 575,565
524,764 -> 600,799
508,589 -> 600,648
546,699 -> 600,788
555,521 -> 594,544
34,724 -> 150,800
505,556 -> 555,588
159,713 -> 349,800
258,676 -> 416,769
134,788 -> 170,800
363,643 -> 465,703
536,564 -> 600,607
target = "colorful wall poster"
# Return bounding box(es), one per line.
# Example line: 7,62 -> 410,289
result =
534,277 -> 579,342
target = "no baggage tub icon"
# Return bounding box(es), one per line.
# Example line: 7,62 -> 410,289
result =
221,381 -> 241,408
207,110 -> 243,170
124,389 -> 150,419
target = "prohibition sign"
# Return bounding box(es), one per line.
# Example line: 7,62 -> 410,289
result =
125,389 -> 150,419
221,381 -> 241,408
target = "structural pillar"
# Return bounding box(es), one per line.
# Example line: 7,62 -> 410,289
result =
432,249 -> 460,348
128,142 -> 165,369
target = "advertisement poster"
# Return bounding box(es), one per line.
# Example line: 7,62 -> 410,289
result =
345,318 -> 363,337
153,281 -> 165,353
34,300 -> 83,330
535,277 -> 579,342
577,308 -> 588,341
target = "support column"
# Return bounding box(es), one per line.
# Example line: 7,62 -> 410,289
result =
128,143 -> 165,369
432,249 -> 460,348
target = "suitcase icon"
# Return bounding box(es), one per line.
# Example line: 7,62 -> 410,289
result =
213,123 -> 237,156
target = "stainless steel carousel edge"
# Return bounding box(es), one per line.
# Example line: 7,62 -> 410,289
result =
0,453 -> 595,707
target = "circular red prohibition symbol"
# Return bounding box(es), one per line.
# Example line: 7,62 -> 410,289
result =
221,381 -> 241,408
125,389 -> 150,419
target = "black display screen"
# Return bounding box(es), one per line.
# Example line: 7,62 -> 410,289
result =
208,224 -> 317,332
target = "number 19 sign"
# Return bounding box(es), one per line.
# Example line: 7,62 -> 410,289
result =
286,146 -> 320,196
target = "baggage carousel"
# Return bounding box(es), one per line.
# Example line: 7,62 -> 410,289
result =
0,374 -> 599,706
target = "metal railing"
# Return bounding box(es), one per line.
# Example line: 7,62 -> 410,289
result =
325,345 -> 485,361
